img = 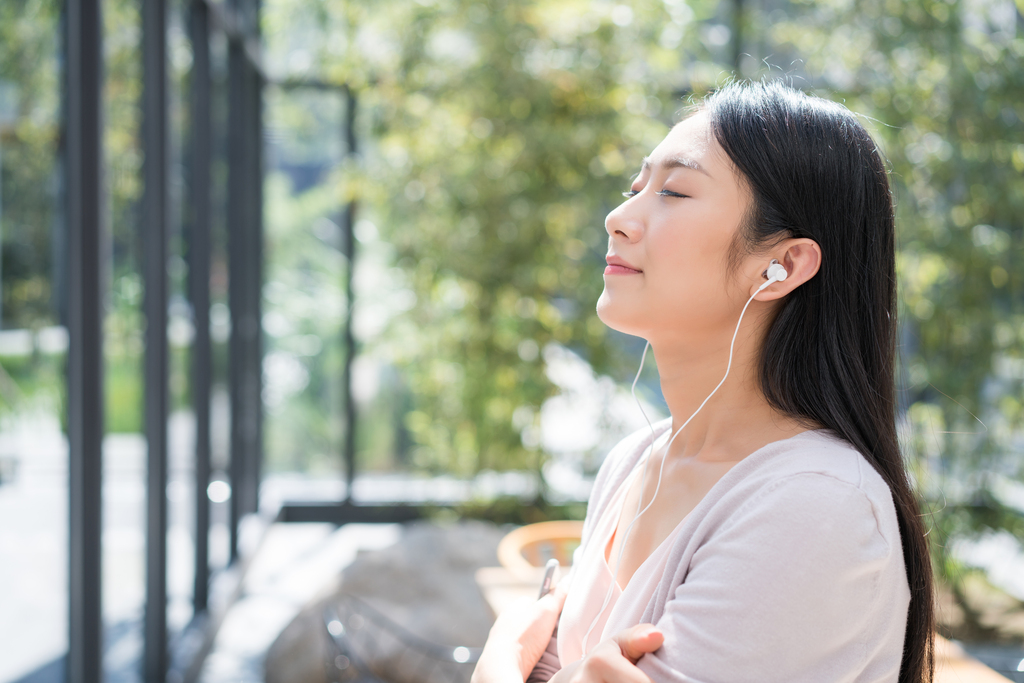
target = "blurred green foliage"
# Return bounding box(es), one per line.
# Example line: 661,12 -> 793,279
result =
0,0 -> 199,433
428,495 -> 588,526
262,0 -> 1024,496
767,0 -> 1024,584
262,160 -> 348,473
0,0 -> 61,329
263,0 -> 720,475
261,0 -> 1024,600
102,0 -> 148,434
0,0 -> 1022,603
775,0 -> 1024,473
0,0 -> 63,425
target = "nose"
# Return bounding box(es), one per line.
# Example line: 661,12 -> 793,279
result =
605,198 -> 643,243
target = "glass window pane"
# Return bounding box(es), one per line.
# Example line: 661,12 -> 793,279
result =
261,85 -> 347,503
207,27 -> 232,574
0,0 -> 67,680
103,0 -> 146,678
167,0 -> 196,640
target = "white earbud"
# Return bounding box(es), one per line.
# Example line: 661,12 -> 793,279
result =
757,259 -> 788,292
765,259 -> 788,283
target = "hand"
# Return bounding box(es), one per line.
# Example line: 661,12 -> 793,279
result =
549,624 -> 663,683
471,583 -> 568,683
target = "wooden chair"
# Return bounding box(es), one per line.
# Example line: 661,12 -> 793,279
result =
497,520 -> 584,577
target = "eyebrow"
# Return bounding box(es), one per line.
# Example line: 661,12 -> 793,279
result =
640,155 -> 712,178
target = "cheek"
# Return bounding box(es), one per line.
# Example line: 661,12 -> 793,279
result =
646,226 -> 723,284
643,237 -> 740,314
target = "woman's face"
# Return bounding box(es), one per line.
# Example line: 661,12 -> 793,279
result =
596,111 -> 754,343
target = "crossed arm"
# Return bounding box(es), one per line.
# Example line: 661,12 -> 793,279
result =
470,585 -> 660,683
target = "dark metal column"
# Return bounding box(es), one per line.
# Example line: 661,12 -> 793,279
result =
246,45 -> 264,518
341,88 -> 358,503
143,0 -> 170,679
227,0 -> 265,555
65,0 -> 104,680
226,30 -> 258,556
188,0 -> 212,613
227,34 -> 244,558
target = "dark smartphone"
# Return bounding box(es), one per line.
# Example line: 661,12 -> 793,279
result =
538,558 -> 559,599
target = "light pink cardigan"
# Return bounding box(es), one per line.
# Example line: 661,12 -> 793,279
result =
531,420 -> 910,683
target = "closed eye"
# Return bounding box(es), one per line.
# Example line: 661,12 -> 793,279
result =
657,190 -> 689,198
622,190 -> 639,198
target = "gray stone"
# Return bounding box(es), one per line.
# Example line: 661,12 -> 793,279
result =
265,520 -> 505,683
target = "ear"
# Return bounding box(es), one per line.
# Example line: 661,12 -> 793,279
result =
748,238 -> 822,300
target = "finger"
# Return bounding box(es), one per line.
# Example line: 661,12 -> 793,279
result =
538,580 -> 568,611
529,590 -> 564,640
536,581 -> 569,622
579,640 -> 658,683
551,575 -> 569,600
613,624 -> 664,663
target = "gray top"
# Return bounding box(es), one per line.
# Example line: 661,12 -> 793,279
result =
532,420 -> 910,683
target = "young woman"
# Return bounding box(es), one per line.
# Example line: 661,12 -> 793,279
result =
473,80 -> 934,683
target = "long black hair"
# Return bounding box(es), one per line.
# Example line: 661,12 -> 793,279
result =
702,81 -> 934,683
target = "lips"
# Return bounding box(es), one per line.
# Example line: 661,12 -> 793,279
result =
605,255 -> 642,275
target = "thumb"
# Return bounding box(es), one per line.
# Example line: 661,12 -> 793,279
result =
614,624 -> 664,663
537,579 -> 568,613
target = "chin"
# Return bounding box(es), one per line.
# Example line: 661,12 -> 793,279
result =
596,290 -> 647,338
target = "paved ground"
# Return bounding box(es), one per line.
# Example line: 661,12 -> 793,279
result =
197,523 -> 401,683
0,412 -> 215,683
0,412 -> 67,683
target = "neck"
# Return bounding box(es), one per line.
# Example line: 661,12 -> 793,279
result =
647,307 -> 806,462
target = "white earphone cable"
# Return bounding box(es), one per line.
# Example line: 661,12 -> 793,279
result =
580,276 -> 777,653
581,340 -> 659,652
